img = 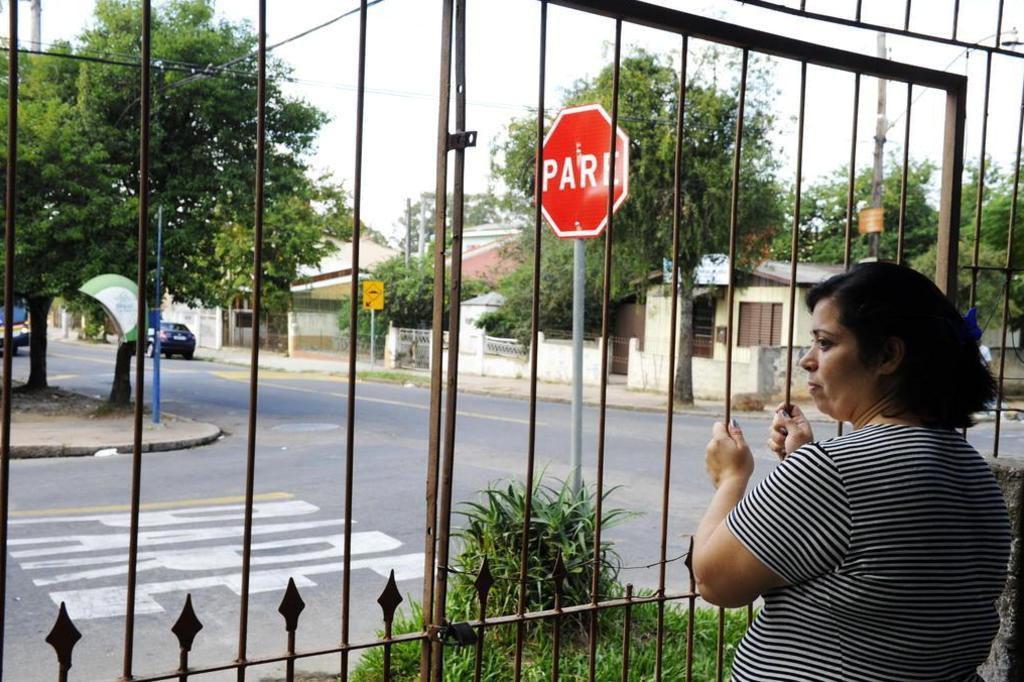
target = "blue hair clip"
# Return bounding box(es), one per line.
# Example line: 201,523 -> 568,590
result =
962,307 -> 983,343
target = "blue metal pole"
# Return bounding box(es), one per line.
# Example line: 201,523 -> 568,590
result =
153,205 -> 162,424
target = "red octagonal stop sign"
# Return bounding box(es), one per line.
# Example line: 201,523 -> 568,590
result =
540,103 -> 629,239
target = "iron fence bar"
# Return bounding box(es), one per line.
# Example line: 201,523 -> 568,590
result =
996,0 -> 1005,48
935,81 -> 968,300
970,52 -> 993,308
896,83 -> 912,265
655,31 -> 687,682
855,0 -> 862,23
903,0 -> 911,32
421,0 -> 455,676
340,2 -> 369,679
472,580 -> 488,682
992,73 -> 1024,458
723,0 -> 1023,62
952,0 -> 960,41
128,631 -> 431,682
719,48 -> 748,682
784,61 -> 807,411
0,0 -> 15,676
551,558 -> 564,682
123,1 -> 151,677
839,72 -> 860,439
430,0 -> 469,676
685,538 -> 695,682
235,2 -> 268,678
588,18 -> 622,682
620,584 -> 633,681
844,74 -> 860,271
514,1 -> 547,679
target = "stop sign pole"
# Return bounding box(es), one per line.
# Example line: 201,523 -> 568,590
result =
540,103 -> 629,494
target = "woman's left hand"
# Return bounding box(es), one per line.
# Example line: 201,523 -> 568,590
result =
705,419 -> 754,489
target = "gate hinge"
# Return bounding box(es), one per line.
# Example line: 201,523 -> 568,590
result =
435,621 -> 478,646
447,130 -> 477,151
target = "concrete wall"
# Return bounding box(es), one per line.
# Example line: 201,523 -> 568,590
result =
385,328 -> 608,385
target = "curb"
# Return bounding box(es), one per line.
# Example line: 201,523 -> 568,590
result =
11,422 -> 222,459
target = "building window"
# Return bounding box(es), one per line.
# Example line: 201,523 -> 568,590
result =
738,302 -> 782,347
693,297 -> 715,358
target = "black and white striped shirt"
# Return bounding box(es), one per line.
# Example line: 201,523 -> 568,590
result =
726,424 -> 1010,681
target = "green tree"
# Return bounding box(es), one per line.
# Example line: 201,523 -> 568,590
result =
774,157 -> 938,265
1,0 -> 336,403
489,47 -> 786,401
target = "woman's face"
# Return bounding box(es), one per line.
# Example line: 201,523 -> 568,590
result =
799,297 -> 886,425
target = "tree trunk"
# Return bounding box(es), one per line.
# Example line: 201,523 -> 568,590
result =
109,341 -> 132,405
26,296 -> 52,390
673,289 -> 694,405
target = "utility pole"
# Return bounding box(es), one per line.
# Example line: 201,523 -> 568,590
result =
28,0 -> 39,51
404,197 -> 412,266
869,32 -> 887,259
417,194 -> 427,256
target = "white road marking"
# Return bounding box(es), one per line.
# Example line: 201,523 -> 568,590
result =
11,498 -> 421,621
9,499 -> 318,527
28,531 -> 401,585
49,552 -> 425,620
10,519 -> 346,557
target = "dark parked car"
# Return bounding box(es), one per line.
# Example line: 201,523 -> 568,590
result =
148,321 -> 196,359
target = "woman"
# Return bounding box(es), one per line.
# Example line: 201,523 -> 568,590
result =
693,262 -> 1010,681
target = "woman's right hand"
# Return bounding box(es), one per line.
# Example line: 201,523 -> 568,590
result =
768,403 -> 813,460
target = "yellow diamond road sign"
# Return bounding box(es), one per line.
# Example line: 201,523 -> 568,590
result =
362,280 -> 384,311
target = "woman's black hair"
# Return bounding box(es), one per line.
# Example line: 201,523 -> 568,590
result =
805,261 -> 996,429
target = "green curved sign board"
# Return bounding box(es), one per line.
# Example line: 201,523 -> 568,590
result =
79,274 -> 146,343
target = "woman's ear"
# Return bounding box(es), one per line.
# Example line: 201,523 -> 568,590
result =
878,336 -> 906,375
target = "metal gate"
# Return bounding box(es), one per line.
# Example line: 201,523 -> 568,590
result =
4,0 -> 1020,681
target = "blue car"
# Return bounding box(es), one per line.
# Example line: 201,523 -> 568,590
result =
148,321 -> 196,360
0,298 -> 30,356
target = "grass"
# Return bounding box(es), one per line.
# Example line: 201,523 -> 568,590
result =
357,370 -> 430,386
349,599 -> 749,681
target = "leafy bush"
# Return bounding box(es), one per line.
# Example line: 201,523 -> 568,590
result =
449,477 -> 633,631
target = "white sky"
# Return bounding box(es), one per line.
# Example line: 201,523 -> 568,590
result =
4,0 -> 1024,245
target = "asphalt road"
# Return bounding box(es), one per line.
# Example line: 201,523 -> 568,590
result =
3,340 -> 1020,680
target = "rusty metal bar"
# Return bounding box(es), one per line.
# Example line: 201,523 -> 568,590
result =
718,49 -> 748,682
123,1 -> 151,677
996,0 -> 1005,48
992,74 -> 1024,457
970,52 -> 993,307
721,0 -> 1022,62
551,557 -> 564,682
514,1 -> 547,679
784,61 -> 807,410
430,0 -> 469,676
588,18 -> 622,682
127,588 -> 702,682
0,0 -> 15,675
685,537 -> 695,682
844,73 -> 860,270
340,2 -> 368,679
897,83 -> 912,265
936,81 -> 968,301
235,2 -> 268,678
723,49 -> 747,427
285,631 -> 295,682
620,584 -> 633,681
421,0 -> 454,676
473,571 -> 489,682
382,620 -> 393,682
655,32 -> 687,682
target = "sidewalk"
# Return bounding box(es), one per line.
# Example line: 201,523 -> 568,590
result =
11,415 -> 221,459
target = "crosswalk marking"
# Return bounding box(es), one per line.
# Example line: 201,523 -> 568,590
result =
10,498 -> 423,620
